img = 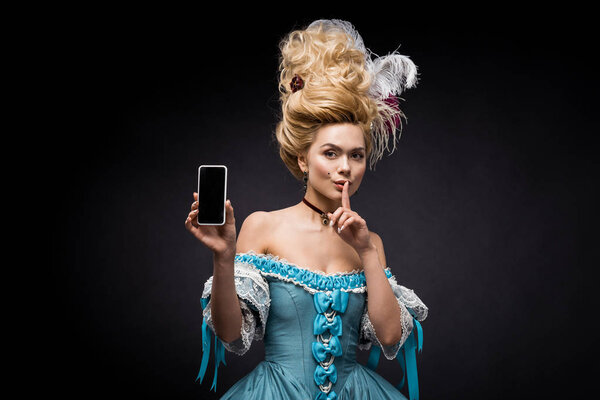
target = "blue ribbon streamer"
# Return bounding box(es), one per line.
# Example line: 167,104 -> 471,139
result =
414,319 -> 423,352
196,316 -> 210,383
404,330 -> 419,400
401,317 -> 422,400
211,333 -> 226,391
196,297 -> 227,392
395,349 -> 406,390
366,344 -> 381,371
365,316 -> 423,400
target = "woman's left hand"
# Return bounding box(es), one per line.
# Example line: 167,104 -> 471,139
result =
327,181 -> 373,254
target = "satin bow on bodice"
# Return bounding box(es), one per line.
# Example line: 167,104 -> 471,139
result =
313,289 -> 350,337
313,314 -> 343,336
312,335 -> 343,361
315,391 -> 338,400
313,290 -> 349,314
314,363 -> 338,384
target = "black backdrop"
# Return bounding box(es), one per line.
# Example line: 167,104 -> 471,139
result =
53,7 -> 595,399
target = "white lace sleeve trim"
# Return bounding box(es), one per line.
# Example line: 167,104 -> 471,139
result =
388,275 -> 429,322
201,260 -> 271,356
357,276 -> 428,360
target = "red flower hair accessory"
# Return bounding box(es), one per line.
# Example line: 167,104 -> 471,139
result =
290,74 -> 304,92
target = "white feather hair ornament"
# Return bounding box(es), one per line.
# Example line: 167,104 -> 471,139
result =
307,19 -> 418,168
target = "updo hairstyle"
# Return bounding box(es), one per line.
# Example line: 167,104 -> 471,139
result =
274,20 -> 408,181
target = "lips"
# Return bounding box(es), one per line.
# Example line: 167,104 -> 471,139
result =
334,180 -> 350,191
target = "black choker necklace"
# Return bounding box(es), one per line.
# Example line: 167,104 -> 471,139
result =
302,197 -> 330,226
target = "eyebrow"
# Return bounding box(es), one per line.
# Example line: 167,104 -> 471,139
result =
320,143 -> 365,151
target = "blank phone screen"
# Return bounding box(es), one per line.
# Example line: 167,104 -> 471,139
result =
197,166 -> 227,225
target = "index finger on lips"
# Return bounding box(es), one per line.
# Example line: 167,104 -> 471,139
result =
342,181 -> 351,209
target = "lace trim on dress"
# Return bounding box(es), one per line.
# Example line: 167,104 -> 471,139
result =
357,277 -> 428,360
357,299 -> 414,360
388,275 -> 429,322
201,259 -> 271,356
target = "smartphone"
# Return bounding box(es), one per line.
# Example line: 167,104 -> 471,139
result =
197,165 -> 228,225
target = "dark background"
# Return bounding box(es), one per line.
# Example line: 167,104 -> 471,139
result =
52,6 -> 595,399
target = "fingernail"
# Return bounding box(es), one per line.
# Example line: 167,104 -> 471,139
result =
337,227 -> 341,233
329,220 -> 333,227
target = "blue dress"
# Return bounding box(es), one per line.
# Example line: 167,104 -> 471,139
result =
197,251 -> 428,400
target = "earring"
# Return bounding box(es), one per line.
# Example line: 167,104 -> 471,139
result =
303,170 -> 308,191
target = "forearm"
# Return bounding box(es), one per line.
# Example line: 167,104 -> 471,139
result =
210,253 -> 243,343
359,244 -> 403,346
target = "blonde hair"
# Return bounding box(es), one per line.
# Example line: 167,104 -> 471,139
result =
274,19 -> 410,181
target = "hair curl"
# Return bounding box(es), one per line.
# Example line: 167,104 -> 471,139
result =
274,20 -> 396,181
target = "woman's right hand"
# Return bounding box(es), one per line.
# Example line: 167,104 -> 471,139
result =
185,192 -> 237,258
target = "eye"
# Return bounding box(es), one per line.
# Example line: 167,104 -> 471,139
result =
325,151 -> 365,159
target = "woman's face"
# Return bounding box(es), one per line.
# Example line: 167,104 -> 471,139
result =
298,123 -> 367,202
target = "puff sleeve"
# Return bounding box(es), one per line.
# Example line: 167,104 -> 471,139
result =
358,274 -> 428,360
201,258 -> 271,356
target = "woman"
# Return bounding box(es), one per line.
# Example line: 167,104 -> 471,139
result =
185,19 -> 428,400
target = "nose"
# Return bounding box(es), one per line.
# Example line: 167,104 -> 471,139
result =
337,156 -> 351,174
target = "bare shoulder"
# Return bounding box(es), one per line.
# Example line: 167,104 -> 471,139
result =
236,206 -> 296,255
369,231 -> 387,267
262,206 -> 296,229
236,210 -> 272,254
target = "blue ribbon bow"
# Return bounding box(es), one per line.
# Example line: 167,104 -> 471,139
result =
312,336 -> 342,361
313,314 -> 343,336
314,289 -> 349,314
314,390 -> 338,400
314,363 -> 338,385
